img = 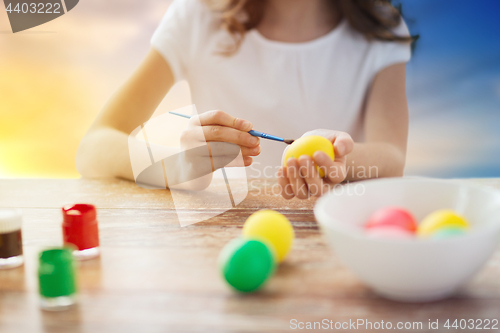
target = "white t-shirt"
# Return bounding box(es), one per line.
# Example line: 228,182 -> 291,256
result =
151,0 -> 411,178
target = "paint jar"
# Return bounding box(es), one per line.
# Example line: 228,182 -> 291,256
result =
38,247 -> 77,310
0,209 -> 24,269
62,204 -> 100,260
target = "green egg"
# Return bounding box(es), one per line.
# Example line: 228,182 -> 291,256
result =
219,238 -> 276,293
432,226 -> 467,240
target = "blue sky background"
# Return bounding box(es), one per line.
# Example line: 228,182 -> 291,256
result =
400,0 -> 500,177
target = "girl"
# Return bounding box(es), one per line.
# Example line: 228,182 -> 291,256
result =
76,0 -> 413,199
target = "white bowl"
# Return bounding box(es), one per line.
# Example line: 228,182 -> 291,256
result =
314,178 -> 500,302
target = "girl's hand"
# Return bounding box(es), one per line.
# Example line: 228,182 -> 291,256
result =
181,110 -> 261,166
165,110 -> 260,191
277,130 -> 354,199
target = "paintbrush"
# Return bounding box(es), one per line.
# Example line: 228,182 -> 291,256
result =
168,111 -> 295,144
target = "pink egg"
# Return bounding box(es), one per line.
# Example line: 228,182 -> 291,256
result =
365,225 -> 414,239
365,207 -> 417,233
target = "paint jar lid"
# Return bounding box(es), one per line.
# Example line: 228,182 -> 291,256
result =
62,204 -> 100,251
0,209 -> 22,233
62,204 -> 96,225
38,248 -> 77,298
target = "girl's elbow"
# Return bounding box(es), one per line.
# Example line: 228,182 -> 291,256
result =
75,136 -> 102,178
379,145 -> 405,178
391,150 -> 406,177
75,140 -> 93,178
393,165 -> 405,177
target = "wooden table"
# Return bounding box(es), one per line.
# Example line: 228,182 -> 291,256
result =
1,178 -> 500,333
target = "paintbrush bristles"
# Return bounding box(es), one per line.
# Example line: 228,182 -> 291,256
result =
283,139 -> 295,145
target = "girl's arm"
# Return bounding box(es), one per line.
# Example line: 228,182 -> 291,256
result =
347,63 -> 408,179
76,49 -> 175,180
76,48 -> 259,183
278,63 -> 409,199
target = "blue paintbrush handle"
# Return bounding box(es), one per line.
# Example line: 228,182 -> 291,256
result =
248,130 -> 284,142
169,111 -> 191,119
168,111 -> 286,143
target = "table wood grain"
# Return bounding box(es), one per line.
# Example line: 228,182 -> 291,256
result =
0,178 -> 500,333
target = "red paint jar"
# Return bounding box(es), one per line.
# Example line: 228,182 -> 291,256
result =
62,204 -> 100,260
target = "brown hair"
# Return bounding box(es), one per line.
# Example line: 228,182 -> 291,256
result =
204,0 -> 414,54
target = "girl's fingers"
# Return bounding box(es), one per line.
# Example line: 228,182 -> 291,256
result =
328,160 -> 348,184
297,155 -> 324,197
223,152 -> 252,167
332,132 -> 354,156
202,126 -> 260,148
313,151 -> 347,184
243,156 -> 252,166
286,158 -> 309,199
198,110 -> 253,131
207,145 -> 260,158
277,167 -> 295,200
188,111 -> 259,153
240,145 -> 261,157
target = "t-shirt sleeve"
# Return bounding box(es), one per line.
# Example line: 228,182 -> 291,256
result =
151,0 -> 200,82
372,19 -> 412,72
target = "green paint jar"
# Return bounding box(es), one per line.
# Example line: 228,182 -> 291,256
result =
38,247 -> 77,310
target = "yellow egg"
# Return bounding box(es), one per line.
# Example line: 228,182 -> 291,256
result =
242,210 -> 294,263
284,135 -> 334,177
417,209 -> 470,237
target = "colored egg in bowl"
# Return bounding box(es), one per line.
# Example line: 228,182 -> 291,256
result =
314,178 -> 500,302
